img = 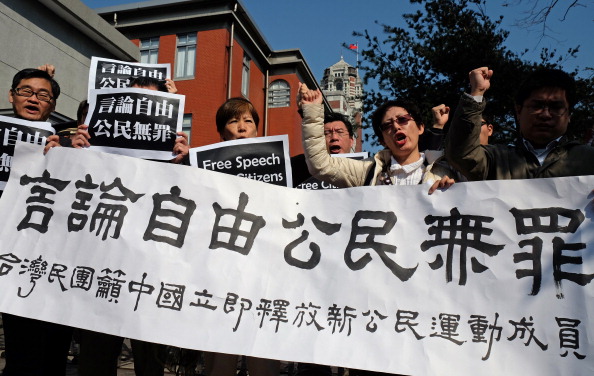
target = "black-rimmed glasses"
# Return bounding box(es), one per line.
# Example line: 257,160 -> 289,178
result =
13,87 -> 53,102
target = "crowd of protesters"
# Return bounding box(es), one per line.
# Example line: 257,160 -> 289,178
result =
1,60 -> 592,376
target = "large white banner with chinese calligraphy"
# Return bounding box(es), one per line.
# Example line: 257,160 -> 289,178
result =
0,142 -> 593,376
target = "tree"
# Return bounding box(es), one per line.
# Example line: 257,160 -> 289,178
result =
355,0 -> 593,147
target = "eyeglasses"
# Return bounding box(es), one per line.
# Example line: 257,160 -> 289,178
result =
12,87 -> 53,102
324,129 -> 349,138
379,114 -> 414,132
525,101 -> 568,117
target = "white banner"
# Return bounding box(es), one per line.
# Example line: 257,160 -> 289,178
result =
0,142 -> 593,376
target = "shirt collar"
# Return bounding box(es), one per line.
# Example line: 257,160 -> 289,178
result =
522,136 -> 562,154
522,136 -> 563,165
389,153 -> 425,174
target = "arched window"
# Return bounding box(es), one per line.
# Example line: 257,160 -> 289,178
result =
335,79 -> 343,91
268,80 -> 290,108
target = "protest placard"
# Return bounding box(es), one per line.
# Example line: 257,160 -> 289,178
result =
189,135 -> 293,187
0,115 -> 54,193
296,152 -> 369,190
0,142 -> 592,376
84,88 -> 184,160
88,56 -> 171,96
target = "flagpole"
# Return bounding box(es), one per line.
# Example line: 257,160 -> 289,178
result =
347,43 -> 359,70
356,43 -> 359,72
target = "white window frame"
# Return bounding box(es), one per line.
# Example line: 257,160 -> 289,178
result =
175,33 -> 197,79
140,37 -> 160,64
241,54 -> 251,97
268,80 -> 291,108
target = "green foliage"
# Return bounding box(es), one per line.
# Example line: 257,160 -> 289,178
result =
355,0 -> 593,146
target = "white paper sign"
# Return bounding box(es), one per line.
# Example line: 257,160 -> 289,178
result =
0,142 -> 592,376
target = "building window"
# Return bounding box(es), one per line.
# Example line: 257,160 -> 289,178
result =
175,33 -> 197,79
140,37 -> 160,64
335,80 -> 343,91
182,114 -> 192,143
268,80 -> 290,108
241,54 -> 251,97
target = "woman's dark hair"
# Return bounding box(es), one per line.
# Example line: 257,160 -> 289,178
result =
371,100 -> 424,143
215,97 -> 259,134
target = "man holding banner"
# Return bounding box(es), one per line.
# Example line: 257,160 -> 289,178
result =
76,75 -> 180,376
2,67 -> 72,376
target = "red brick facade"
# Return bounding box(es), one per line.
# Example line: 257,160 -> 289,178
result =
116,2 -> 323,156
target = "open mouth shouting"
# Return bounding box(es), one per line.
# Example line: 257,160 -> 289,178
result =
24,104 -> 41,115
394,131 -> 407,147
329,144 -> 342,154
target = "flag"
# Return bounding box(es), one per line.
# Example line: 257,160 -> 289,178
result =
348,44 -> 358,50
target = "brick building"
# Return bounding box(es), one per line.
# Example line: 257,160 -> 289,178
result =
96,0 -> 328,156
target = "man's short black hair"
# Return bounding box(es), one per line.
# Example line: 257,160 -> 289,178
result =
323,112 -> 354,137
12,68 -> 60,100
515,68 -> 576,110
129,76 -> 167,92
371,100 -> 424,143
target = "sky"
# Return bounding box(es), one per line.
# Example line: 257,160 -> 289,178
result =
82,0 -> 593,151
82,0 -> 594,82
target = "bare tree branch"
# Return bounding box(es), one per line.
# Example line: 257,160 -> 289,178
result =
503,0 -> 589,40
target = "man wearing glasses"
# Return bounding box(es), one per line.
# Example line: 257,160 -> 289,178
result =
9,68 -> 59,122
292,112 -> 356,188
324,112 -> 355,154
446,66 -> 594,180
2,67 -> 74,376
